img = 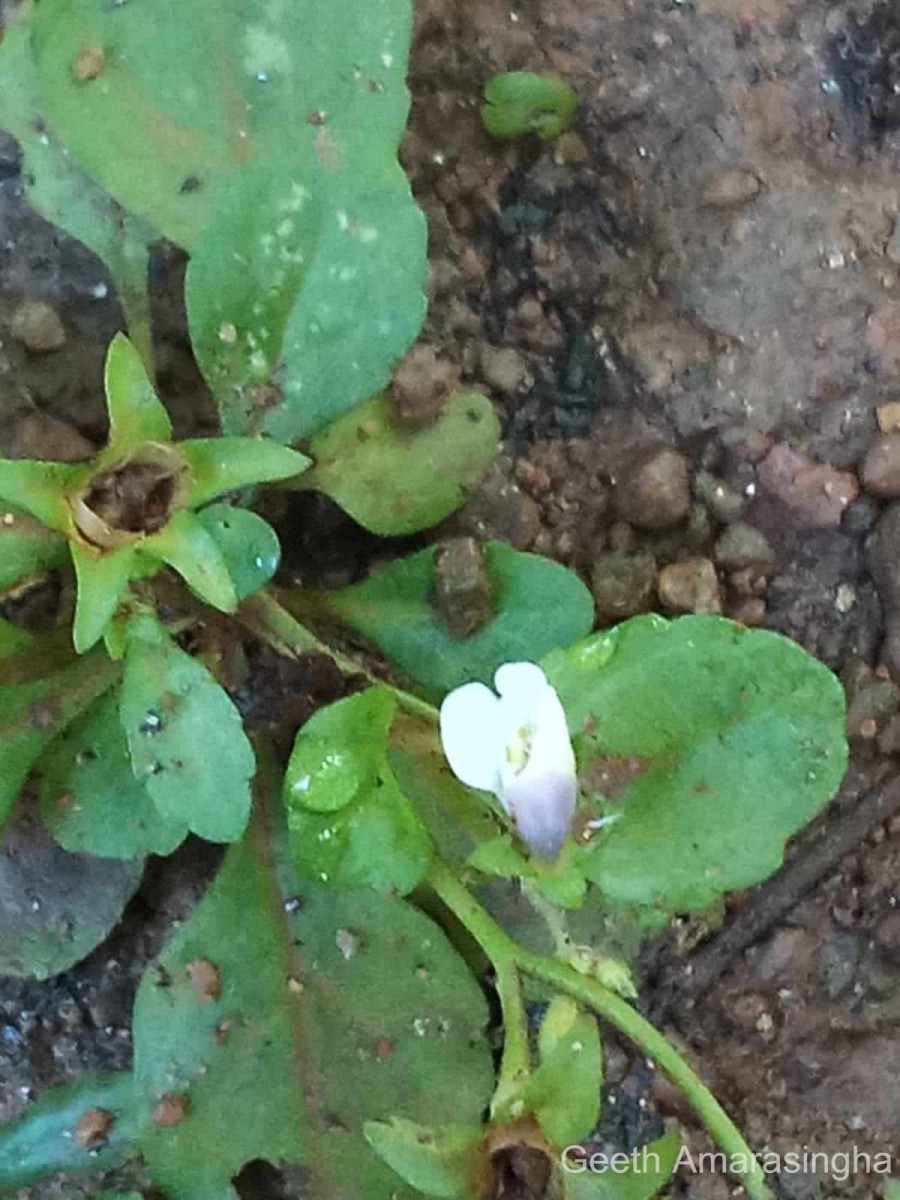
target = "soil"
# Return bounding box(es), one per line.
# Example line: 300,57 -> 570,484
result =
3,0 -> 900,1197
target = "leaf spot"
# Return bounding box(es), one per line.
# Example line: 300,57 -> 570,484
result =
151,1093 -> 188,1127
185,957 -> 221,1004
74,1107 -> 115,1148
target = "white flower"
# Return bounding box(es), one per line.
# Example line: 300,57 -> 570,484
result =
439,662 -> 577,860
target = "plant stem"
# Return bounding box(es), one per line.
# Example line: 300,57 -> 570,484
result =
428,862 -> 531,1119
113,219 -> 154,379
239,590 -> 438,721
427,860 -> 774,1200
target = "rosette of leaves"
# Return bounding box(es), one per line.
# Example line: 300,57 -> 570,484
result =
0,334 -> 307,653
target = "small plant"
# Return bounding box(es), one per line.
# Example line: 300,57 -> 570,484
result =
0,3 -> 849,1199
481,71 -> 579,140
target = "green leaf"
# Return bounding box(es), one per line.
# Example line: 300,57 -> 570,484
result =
284,687 -> 398,814
70,541 -> 137,653
0,648 -> 118,829
387,717 -> 501,866
482,71 -> 578,140
0,6 -> 158,282
287,768 -> 432,895
284,688 -> 431,893
31,0 -> 417,251
0,618 -> 34,658
295,393 -> 499,535
39,689 -> 187,859
131,797 -> 493,1200
104,332 -> 172,455
0,1073 -> 145,1189
180,437 -> 310,508
546,616 -> 848,912
523,1003 -> 601,1146
364,1118 -> 485,1199
564,1132 -> 682,1200
143,510 -> 237,613
328,543 -> 595,698
0,810 -> 143,979
119,622 -> 254,843
186,157 -> 426,440
0,459 -> 82,533
467,836 -> 587,909
195,503 -> 281,601
0,507 -> 67,593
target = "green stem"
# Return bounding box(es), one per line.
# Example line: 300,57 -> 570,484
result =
428,861 -> 774,1200
239,590 -> 438,721
521,880 -> 571,957
112,219 -> 154,379
428,862 -> 531,1119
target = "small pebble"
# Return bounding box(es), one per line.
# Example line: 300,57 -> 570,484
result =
390,343 -> 456,429
478,344 -> 530,395
701,167 -> 762,209
10,299 -> 66,352
873,910 -> 900,964
886,220 -> 900,266
693,470 -> 745,523
713,522 -> 776,571
729,597 -> 766,626
591,552 -> 657,622
876,402 -> 900,433
758,443 -> 858,528
657,558 -> 722,614
862,433 -> 900,498
845,677 -> 900,739
614,446 -> 691,530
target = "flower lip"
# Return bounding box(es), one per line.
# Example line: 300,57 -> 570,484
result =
439,661 -> 577,860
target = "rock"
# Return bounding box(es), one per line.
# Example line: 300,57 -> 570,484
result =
553,131 -> 589,166
1,411 -> 94,462
591,552 -> 657,621
862,433 -> 900,497
887,220 -> 900,266
657,558 -> 722,614
873,910 -> 900,964
867,501 -> 900,673
442,464 -> 540,551
729,597 -> 766,626
10,299 -> 66,352
877,712 -> 900,755
757,443 -> 859,528
693,470 -> 746,522
432,538 -> 493,638
701,167 -> 762,209
876,402 -> 900,433
614,446 -> 691,530
478,344 -> 530,395
846,676 -> 900,738
390,343 -> 457,429
713,521 -> 777,571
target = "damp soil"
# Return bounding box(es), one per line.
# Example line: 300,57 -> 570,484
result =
3,0 -> 900,1197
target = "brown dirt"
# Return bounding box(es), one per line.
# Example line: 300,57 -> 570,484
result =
3,0 -> 900,1197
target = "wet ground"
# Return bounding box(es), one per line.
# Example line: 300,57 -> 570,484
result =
3,0 -> 900,1196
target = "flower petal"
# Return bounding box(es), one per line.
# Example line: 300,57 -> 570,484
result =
492,661 -> 550,748
523,685 -> 576,781
502,767 -> 576,861
498,684 -> 577,860
439,681 -> 503,791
